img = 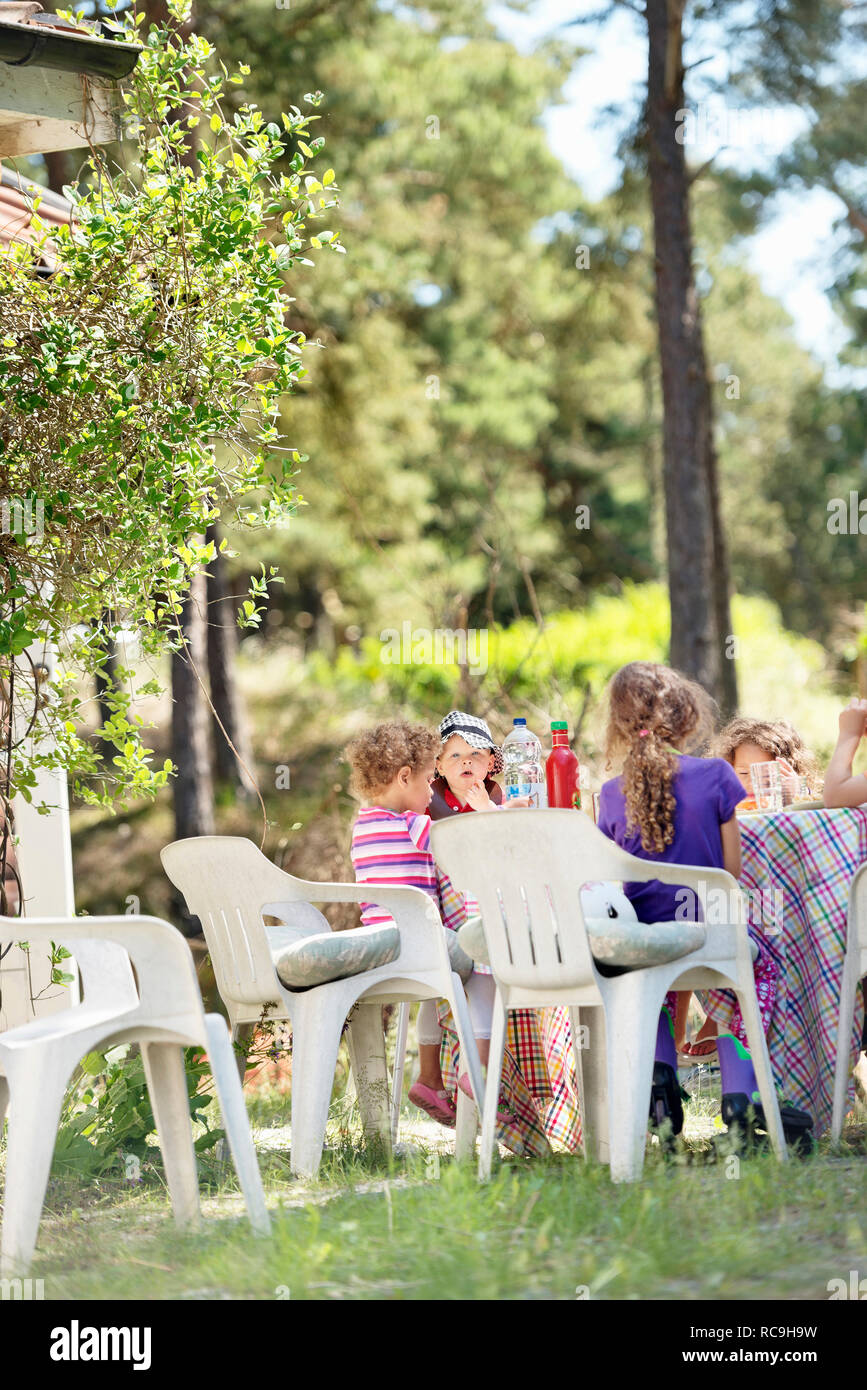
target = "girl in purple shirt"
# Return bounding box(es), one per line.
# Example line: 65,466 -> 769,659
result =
597,662 -> 812,1150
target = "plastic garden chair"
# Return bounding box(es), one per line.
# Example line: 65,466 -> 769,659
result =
160,836 -> 484,1177
0,915 -> 270,1277
831,862 -> 867,1142
431,809 -> 787,1182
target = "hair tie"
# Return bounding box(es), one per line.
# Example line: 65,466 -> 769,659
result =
638,729 -> 649,738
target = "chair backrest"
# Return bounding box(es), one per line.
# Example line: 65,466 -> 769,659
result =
160,836 -> 325,1008
849,861 -> 867,967
0,916 -> 205,1037
73,939 -> 139,1012
432,809 -> 646,991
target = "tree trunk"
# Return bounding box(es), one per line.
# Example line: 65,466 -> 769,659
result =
705,406 -> 738,715
645,0 -> 737,715
94,616 -> 119,763
205,523 -> 257,796
171,571 -> 215,846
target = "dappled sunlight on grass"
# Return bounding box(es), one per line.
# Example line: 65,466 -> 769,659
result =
9,1086 -> 867,1301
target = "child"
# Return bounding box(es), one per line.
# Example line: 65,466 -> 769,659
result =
715,716 -> 818,802
429,709 -> 505,818
823,698 -> 867,808
596,661 -> 812,1147
429,709 -> 533,818
345,720 -> 501,1127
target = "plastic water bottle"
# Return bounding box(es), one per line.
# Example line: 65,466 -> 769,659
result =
502,717 -> 547,808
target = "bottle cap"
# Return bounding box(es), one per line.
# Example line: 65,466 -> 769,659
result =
513,717 -> 526,726
551,721 -> 568,731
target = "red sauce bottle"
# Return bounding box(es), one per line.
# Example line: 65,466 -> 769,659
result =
546,721 -> 580,809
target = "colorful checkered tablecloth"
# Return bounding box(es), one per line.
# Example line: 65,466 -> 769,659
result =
438,1003 -> 583,1155
732,806 -> 867,1135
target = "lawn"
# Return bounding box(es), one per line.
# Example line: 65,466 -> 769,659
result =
15,1082 -> 867,1302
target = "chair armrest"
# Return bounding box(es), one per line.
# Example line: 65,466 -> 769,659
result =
281,881 -> 453,975
1,915 -> 201,1019
261,875 -> 430,913
626,861 -> 740,899
611,859 -> 754,960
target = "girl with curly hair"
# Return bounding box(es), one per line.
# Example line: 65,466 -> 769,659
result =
346,720 -> 511,1130
714,715 -> 819,803
595,662 -> 812,1147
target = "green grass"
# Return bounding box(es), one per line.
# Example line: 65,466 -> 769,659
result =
15,1099 -> 867,1301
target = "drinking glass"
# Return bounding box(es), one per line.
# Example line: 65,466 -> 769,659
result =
750,760 -> 783,812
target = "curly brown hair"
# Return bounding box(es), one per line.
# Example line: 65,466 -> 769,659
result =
713,717 -> 818,784
345,721 -> 439,800
605,662 -> 716,854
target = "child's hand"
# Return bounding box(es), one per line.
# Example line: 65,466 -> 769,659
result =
465,780 -> 496,812
776,757 -> 800,800
839,698 -> 867,740
503,795 -> 532,808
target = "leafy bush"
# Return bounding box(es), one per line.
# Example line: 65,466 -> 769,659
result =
52,1044 -> 220,1183
0,0 -> 342,814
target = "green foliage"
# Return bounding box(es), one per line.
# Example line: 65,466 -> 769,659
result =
52,1044 -> 220,1182
0,7 -> 340,810
262,582 -> 843,764
203,0 -> 865,662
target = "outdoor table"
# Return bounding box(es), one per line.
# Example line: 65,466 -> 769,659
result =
708,805 -> 867,1135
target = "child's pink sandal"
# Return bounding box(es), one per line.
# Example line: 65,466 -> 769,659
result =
458,1072 -> 513,1125
408,1081 -> 457,1128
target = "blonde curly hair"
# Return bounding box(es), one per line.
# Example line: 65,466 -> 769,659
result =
714,716 -> 818,785
345,721 -> 439,800
605,662 -> 716,854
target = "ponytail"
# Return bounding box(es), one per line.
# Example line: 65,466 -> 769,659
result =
604,661 -> 715,854
622,725 -> 678,853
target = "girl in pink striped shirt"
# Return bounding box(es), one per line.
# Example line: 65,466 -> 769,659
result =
347,721 -> 497,1127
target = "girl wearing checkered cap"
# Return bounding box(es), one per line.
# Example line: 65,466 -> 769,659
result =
428,709 -> 506,817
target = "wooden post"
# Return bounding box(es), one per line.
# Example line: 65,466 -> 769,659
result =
2,638 -> 75,1031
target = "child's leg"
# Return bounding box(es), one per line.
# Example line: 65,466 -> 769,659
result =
717,1032 -> 758,1102
465,971 -> 497,1068
415,1000 -> 445,1089
655,1000 -> 678,1071
717,1033 -> 812,1146
673,991 -> 691,1054
650,998 -> 684,1136
688,1011 -> 718,1056
459,972 -> 515,1123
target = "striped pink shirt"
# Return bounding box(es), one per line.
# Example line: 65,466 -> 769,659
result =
350,806 -> 465,932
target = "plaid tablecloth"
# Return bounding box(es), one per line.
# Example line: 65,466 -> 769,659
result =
438,1003 -> 583,1155
719,807 -> 867,1135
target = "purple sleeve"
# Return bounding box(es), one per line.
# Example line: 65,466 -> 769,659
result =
596,782 -> 618,842
716,760 -> 746,823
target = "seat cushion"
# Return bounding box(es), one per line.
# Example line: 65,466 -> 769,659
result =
446,928 -> 474,983
457,915 -> 490,967
585,918 -> 706,967
272,923 -> 400,990
458,902 -> 708,970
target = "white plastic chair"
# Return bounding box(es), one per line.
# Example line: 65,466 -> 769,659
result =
160,836 -> 484,1177
831,862 -> 867,1142
431,809 -> 787,1182
0,915 -> 270,1277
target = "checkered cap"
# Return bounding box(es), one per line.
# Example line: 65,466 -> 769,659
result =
437,710 -> 504,776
